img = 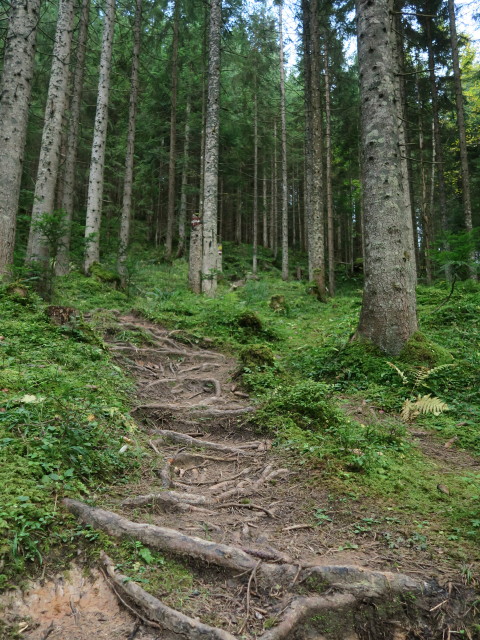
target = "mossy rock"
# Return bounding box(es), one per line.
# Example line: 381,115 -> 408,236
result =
269,294 -> 287,312
3,283 -> 33,306
89,263 -> 121,288
237,310 -> 263,332
398,332 -> 453,368
240,344 -> 275,367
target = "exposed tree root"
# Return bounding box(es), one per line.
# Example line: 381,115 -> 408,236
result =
121,492 -> 214,514
216,502 -> 275,518
100,553 -> 238,640
64,499 -> 267,574
257,594 -> 357,640
214,466 -> 289,501
151,429 -> 249,455
64,499 -> 433,598
133,404 -> 254,417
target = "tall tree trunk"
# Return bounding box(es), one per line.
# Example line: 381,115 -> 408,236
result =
278,3 -> 289,281
324,38 -> 335,297
83,0 -> 116,273
188,216 -> 203,293
447,0 -> 472,233
355,0 -> 417,355
415,57 -> 433,284
392,4 -> 417,282
55,0 -> 90,276
271,119 -> 278,256
26,0 -> 75,266
165,0 -> 180,259
0,0 -> 40,278
235,186 -> 242,244
302,0 -> 313,280
252,91 -> 258,274
262,164 -> 268,248
201,0 -> 222,296
308,0 -> 326,299
117,0 -> 142,287
177,95 -> 191,258
425,18 -> 448,237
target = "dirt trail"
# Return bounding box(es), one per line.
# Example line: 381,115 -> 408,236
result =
3,314 -> 478,640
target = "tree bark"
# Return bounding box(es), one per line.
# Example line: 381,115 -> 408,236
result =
165,0 -> 180,259
324,38 -> 335,297
117,0 -> 142,287
302,0 -> 313,280
392,3 -> 417,283
278,4 -> 289,281
447,0 -> 472,233
201,0 -> 222,296
262,164 -> 268,247
176,94 -> 192,258
425,18 -> 448,237
26,0 -> 75,266
83,0 -> 116,273
55,0 -> 90,276
307,0 -> 326,299
355,0 -> 418,355
0,0 -> 40,279
252,90 -> 258,274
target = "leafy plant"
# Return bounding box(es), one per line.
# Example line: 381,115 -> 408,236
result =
387,362 -> 453,421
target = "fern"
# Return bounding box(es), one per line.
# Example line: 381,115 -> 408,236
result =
412,364 -> 454,388
401,394 -> 449,421
387,361 -> 408,384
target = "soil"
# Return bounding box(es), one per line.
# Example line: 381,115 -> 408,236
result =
2,313 -> 479,640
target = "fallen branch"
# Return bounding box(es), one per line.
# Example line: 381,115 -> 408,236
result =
152,429 -> 248,455
100,553 -> 237,640
257,594 -> 357,640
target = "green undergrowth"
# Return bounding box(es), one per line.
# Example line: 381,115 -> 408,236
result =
47,248 -> 480,560
0,285 -> 141,586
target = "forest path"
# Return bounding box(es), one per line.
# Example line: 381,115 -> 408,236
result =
6,314 -> 476,640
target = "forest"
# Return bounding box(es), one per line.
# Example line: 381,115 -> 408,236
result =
0,0 -> 480,637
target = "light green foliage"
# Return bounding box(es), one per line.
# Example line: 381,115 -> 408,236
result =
46,248 -> 480,564
0,285 -> 138,582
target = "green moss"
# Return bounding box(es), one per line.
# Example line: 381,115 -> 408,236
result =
237,310 -> 263,331
399,332 -> 453,367
240,344 -> 275,367
89,262 -> 121,287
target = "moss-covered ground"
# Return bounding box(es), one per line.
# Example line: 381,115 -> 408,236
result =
1,242 -> 479,591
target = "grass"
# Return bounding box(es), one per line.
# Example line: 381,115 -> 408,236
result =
2,242 -> 480,587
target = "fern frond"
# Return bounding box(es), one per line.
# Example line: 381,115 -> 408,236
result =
387,361 -> 408,385
413,364 -> 455,388
401,394 -> 449,421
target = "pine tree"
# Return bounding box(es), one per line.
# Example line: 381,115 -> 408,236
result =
84,0 -> 116,273
0,0 -> 40,278
355,0 -> 418,355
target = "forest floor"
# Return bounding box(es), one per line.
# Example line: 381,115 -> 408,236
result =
3,309 -> 480,640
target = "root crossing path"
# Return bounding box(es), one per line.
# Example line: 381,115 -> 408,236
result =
25,315 -> 473,639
